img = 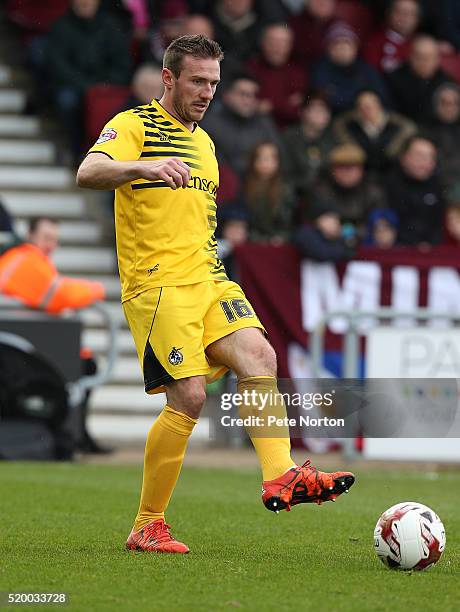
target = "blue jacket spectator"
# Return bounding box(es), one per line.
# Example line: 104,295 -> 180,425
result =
365,208 -> 399,248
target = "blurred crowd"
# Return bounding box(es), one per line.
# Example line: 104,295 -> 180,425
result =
5,0 -> 460,271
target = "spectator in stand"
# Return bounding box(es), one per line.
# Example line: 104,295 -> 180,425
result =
283,93 -> 337,196
310,22 -> 389,114
0,217 -> 108,453
46,0 -> 131,159
306,144 -> 387,238
143,0 -> 189,64
122,0 -> 150,41
427,82 -> 460,189
365,208 -> 399,248
243,142 -> 296,244
181,13 -> 215,38
386,136 -> 445,246
364,0 -> 420,73
386,35 -> 453,125
201,74 -> 281,177
333,89 -> 417,173
121,64 -> 164,110
217,206 -> 249,281
246,23 -> 307,128
290,0 -> 338,66
293,201 -> 356,262
0,217 -> 105,313
211,0 -> 262,71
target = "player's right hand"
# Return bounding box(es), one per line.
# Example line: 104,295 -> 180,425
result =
139,158 -> 191,189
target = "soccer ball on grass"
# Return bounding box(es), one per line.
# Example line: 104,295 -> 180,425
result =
374,501 -> 446,570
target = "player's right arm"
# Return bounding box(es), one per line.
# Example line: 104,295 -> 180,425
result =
76,111 -> 190,190
77,154 -> 191,190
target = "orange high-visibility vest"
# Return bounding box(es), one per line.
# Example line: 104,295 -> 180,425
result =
0,243 -> 105,313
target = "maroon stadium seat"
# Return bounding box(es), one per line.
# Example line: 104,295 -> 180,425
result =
85,84 -> 131,147
336,0 -> 374,42
6,0 -> 69,37
440,53 -> 460,85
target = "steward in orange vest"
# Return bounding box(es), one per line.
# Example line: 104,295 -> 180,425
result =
0,241 -> 105,313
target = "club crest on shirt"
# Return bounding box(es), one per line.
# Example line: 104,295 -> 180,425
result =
96,128 -> 117,144
168,347 -> 183,366
159,131 -> 171,142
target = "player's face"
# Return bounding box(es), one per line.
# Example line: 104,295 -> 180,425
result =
171,56 -> 220,124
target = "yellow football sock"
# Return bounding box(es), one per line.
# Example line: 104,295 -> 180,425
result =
237,376 -> 296,481
134,405 -> 197,531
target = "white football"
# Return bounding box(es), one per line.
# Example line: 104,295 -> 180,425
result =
374,501 -> 446,570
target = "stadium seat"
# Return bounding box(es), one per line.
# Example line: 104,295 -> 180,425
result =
336,0 -> 375,42
6,0 -> 69,37
440,53 -> 460,85
85,84 -> 131,147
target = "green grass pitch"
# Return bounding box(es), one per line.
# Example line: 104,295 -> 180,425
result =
1,462 -> 459,611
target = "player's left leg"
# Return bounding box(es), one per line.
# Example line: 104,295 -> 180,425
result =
206,327 -> 355,511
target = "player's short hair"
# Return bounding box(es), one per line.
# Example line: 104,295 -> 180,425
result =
28,216 -> 57,234
163,35 -> 224,78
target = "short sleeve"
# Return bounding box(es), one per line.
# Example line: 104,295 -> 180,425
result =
87,112 -> 144,161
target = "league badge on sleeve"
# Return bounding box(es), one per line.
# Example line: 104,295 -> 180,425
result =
96,128 -> 118,144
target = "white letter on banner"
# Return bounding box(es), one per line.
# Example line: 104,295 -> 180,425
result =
427,267 -> 460,328
391,266 -> 419,328
300,261 -> 381,333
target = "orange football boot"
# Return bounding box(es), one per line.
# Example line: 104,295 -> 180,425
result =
262,460 -> 355,513
126,519 -> 189,553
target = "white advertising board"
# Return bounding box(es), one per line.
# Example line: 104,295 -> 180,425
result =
364,327 -> 460,461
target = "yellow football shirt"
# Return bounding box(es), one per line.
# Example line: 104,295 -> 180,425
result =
88,99 -> 227,302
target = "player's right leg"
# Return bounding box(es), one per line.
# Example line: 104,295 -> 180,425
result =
125,376 -> 206,553
122,285 -> 213,553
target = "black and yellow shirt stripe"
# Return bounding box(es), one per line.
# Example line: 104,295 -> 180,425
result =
88,99 -> 227,301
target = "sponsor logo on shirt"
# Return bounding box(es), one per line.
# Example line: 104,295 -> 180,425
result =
188,175 -> 217,197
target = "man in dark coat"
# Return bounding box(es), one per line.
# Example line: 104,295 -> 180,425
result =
386,136 -> 445,245
386,35 -> 453,124
46,0 -> 131,156
201,74 -> 281,177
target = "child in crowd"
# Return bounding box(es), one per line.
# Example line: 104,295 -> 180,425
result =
365,208 -> 399,249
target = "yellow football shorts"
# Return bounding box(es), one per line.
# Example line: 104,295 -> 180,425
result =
122,280 -> 265,394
